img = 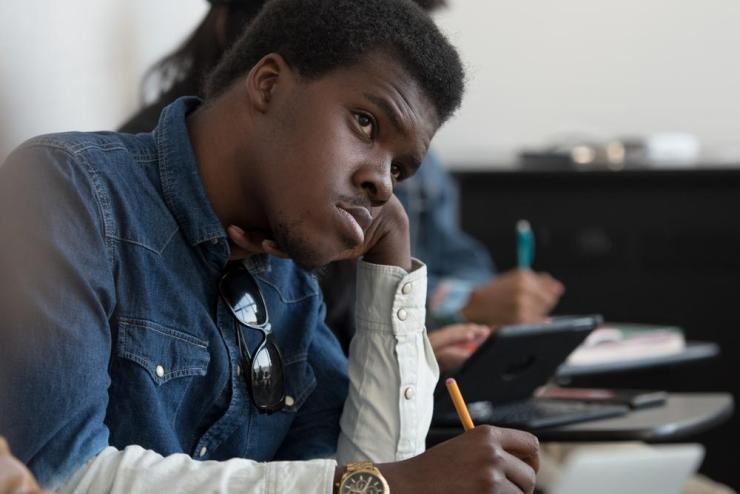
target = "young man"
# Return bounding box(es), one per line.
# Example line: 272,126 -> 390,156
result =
120,0 -> 564,373
0,1 -> 538,493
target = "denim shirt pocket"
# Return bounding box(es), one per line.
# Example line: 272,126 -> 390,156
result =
280,356 -> 317,413
116,317 -> 210,385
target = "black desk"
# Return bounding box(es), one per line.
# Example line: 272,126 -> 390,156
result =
428,393 -> 734,446
556,341 -> 720,379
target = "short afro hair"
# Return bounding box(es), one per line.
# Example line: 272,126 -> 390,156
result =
205,0 -> 464,123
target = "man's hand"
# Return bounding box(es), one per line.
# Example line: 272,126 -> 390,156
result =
429,324 -> 491,374
461,269 -> 564,326
226,195 -> 411,270
334,195 -> 411,271
378,425 -> 539,494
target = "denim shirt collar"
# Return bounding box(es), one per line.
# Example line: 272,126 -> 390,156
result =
154,96 -> 226,247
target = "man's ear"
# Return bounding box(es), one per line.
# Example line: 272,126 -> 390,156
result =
243,53 -> 292,113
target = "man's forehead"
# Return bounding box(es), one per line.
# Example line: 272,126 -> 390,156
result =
326,52 -> 439,123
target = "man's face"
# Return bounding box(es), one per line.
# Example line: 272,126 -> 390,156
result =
253,53 -> 439,268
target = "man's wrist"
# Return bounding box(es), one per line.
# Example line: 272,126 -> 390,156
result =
362,238 -> 412,271
333,466 -> 346,494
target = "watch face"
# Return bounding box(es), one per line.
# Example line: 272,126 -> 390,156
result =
340,470 -> 387,494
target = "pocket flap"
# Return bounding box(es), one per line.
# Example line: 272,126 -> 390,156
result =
116,317 -> 210,385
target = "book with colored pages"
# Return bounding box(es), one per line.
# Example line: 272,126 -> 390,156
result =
565,323 -> 685,366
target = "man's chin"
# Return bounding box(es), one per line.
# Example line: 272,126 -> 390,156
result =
279,242 -> 333,272
272,221 -> 349,271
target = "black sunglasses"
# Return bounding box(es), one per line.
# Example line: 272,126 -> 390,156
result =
219,262 -> 285,413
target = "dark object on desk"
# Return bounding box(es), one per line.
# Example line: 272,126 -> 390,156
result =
428,393 -> 734,446
432,315 -> 630,429
535,387 -> 668,409
434,398 -> 628,430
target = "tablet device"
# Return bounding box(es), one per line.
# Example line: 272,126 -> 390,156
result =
439,315 -> 604,405
433,314 -> 629,429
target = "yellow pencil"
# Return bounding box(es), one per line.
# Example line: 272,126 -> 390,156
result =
445,377 -> 475,431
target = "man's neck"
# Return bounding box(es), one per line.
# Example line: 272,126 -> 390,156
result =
186,96 -> 265,232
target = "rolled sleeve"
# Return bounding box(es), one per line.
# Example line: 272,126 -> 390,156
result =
337,259 -> 439,463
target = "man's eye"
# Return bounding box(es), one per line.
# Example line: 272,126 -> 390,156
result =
391,163 -> 404,180
354,113 -> 375,138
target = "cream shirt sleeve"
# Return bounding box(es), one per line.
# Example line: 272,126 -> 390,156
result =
59,260 -> 436,494
338,259 -> 438,462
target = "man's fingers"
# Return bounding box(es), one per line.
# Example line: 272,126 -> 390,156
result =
497,428 -> 541,473
227,225 -> 291,260
261,240 -> 289,258
500,449 -> 538,494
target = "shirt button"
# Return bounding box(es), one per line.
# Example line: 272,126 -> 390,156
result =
397,309 -> 408,321
404,386 -> 416,400
402,282 -> 413,295
199,446 -> 207,457
155,365 -> 165,378
285,395 -> 295,407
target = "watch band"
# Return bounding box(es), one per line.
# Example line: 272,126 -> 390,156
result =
336,461 -> 390,494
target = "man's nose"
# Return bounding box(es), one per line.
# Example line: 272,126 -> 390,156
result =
354,161 -> 393,207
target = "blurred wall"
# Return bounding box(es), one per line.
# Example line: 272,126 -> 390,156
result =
0,0 -> 207,160
433,0 -> 740,167
1,0 -> 739,167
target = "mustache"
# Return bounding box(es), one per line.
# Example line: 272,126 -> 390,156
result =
337,194 -> 373,211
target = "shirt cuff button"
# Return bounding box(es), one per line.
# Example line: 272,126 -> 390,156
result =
404,386 -> 416,399
397,309 -> 408,321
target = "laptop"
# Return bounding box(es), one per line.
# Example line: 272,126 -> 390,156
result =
433,315 -> 629,430
550,444 -> 705,494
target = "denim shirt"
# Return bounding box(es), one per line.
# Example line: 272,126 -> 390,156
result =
395,151 -> 495,326
0,97 -> 348,489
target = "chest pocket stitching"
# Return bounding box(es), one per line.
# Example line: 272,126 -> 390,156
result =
116,317 -> 210,385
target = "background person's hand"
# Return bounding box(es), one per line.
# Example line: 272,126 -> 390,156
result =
378,425 -> 539,494
0,437 -> 51,494
429,324 -> 491,373
461,269 -> 564,326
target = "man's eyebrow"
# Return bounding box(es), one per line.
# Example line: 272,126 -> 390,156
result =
363,93 -> 407,136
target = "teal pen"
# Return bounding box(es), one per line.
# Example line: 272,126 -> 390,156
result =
516,220 -> 534,269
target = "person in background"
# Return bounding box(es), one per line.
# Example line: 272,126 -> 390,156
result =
120,0 -> 565,374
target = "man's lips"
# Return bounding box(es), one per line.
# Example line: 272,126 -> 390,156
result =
338,205 -> 372,232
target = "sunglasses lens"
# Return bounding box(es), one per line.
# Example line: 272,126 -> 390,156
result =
222,266 -> 267,326
251,338 -> 285,409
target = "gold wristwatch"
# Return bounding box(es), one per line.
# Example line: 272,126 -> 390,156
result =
336,461 -> 390,494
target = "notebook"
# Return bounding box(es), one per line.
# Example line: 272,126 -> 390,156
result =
566,322 -> 686,366
433,315 -> 629,430
550,444 -> 704,494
